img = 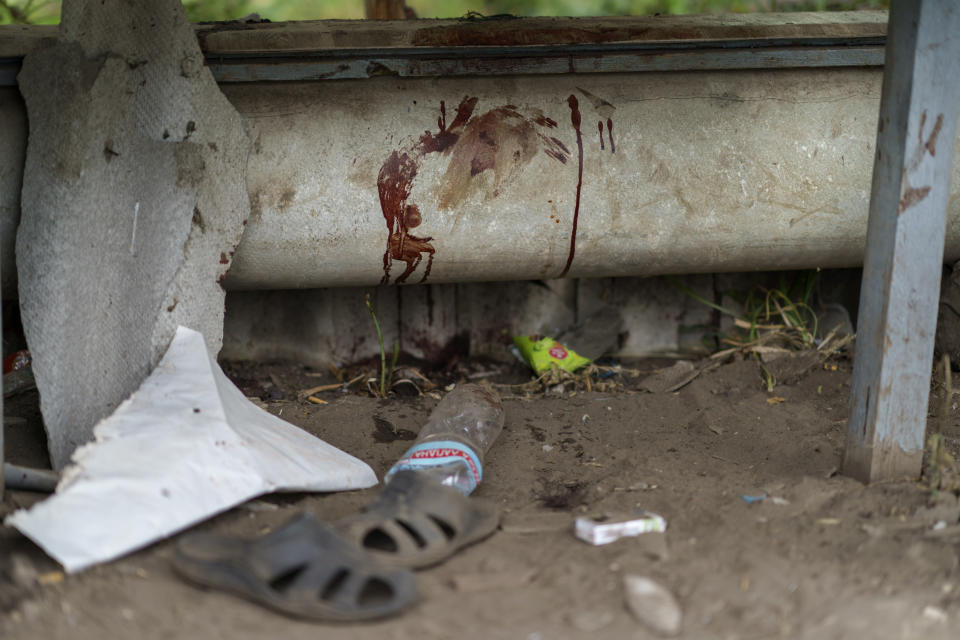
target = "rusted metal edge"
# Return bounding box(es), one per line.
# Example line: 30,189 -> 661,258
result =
3,463 -> 58,493
0,13 -> 888,55
206,44 -> 885,83
0,39 -> 884,86
192,13 -> 887,52
0,14 -> 888,58
0,14 -> 889,85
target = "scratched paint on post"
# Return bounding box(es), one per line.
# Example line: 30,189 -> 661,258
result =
898,110 -> 943,215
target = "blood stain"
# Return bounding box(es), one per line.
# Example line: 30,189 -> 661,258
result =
558,94 -> 583,279
378,96 -> 570,285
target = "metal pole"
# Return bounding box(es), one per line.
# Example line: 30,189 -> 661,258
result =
1,236 -> 4,500
3,464 -> 57,493
843,0 -> 960,482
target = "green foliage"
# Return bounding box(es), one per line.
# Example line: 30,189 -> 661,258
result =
671,270 -> 824,391
0,0 -> 58,24
928,355 -> 960,494
727,270 -> 820,350
365,293 -> 399,398
1,0 -> 890,25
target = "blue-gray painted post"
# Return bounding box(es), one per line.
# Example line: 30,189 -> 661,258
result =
1,234 -> 4,499
844,0 -> 960,482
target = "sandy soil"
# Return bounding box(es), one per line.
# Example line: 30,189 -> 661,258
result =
3,353 -> 960,640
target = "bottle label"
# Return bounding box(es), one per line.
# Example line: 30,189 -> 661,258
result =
385,440 -> 482,495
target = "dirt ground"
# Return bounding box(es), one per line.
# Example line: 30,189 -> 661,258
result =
3,352 -> 960,640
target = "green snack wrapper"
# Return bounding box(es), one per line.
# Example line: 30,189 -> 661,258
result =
512,335 -> 591,374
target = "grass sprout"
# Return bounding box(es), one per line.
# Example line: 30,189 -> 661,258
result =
365,293 -> 399,398
670,271 -> 851,390
928,354 -> 960,494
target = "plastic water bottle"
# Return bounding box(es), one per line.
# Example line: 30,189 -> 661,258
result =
384,384 -> 504,495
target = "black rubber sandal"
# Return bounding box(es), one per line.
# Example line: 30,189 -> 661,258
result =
172,512 -> 417,622
336,470 -> 500,569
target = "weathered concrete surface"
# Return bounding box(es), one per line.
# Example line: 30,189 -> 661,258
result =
219,276 -> 714,367
220,69 -> 960,289
223,286 -> 401,367
5,60 -> 960,296
936,261 -> 960,365
15,0 -> 250,468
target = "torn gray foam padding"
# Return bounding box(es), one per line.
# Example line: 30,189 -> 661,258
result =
15,0 -> 251,468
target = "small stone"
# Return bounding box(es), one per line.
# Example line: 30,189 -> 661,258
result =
239,500 -> 280,512
923,605 -> 947,623
623,575 -> 682,636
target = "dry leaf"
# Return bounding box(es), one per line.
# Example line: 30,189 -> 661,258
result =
38,571 -> 64,586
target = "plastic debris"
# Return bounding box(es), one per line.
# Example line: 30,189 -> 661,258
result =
512,335 -> 591,374
2,349 -> 30,374
575,512 -> 667,545
3,464 -> 58,492
742,493 -> 768,504
623,574 -> 682,636
384,384 -> 504,495
5,326 -> 376,573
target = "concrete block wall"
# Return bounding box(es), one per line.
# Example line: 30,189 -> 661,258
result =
222,274 -> 739,366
